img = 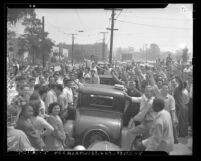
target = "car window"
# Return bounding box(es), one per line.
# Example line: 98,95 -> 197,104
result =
79,94 -> 113,109
78,93 -> 125,112
89,95 -> 113,108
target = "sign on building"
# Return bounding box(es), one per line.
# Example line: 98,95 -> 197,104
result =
62,48 -> 68,58
52,46 -> 59,53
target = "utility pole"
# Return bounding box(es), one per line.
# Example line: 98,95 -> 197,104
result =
106,8 -> 122,64
69,34 -> 77,65
100,32 -> 108,61
42,16 -> 45,68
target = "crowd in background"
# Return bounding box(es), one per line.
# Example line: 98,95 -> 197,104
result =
7,54 -> 193,152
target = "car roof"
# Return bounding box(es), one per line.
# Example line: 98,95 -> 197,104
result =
79,84 -> 125,98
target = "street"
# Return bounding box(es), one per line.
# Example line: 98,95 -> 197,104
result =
170,135 -> 192,155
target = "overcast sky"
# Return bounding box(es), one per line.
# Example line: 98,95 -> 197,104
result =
12,4 -> 193,53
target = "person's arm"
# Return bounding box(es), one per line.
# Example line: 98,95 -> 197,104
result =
45,93 -> 53,110
176,76 -> 184,92
97,76 -> 100,84
19,130 -> 35,151
133,99 -> 152,122
143,123 -> 163,151
111,70 -> 124,85
16,119 -> 45,150
47,116 -> 65,141
169,96 -> 178,126
38,117 -> 54,136
148,71 -> 161,98
131,96 -> 142,103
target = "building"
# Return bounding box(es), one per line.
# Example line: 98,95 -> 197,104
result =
59,43 -> 109,63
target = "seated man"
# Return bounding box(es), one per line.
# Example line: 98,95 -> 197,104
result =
134,98 -> 174,154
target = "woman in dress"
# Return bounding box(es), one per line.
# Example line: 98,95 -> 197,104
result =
29,98 -> 54,144
15,104 -> 46,150
44,102 -> 66,151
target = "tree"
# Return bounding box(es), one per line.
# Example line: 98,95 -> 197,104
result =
7,8 -> 35,24
148,43 -> 160,60
182,47 -> 189,63
21,12 -> 54,65
74,49 -> 84,63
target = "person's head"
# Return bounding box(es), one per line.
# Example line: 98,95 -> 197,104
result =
20,104 -> 34,119
78,72 -> 84,82
152,98 -> 165,112
53,72 -> 60,81
161,82 -> 169,96
54,84 -> 63,96
39,76 -> 45,85
29,91 -> 40,102
29,99 -> 41,117
128,81 -> 136,90
144,85 -> 153,99
157,80 -> 163,89
48,102 -> 61,116
69,72 -> 76,81
16,76 -> 26,86
20,84 -> 31,97
49,76 -> 55,85
29,77 -> 36,88
90,55 -> 94,61
85,67 -> 90,73
34,84 -> 41,93
171,78 -> 178,88
63,78 -> 73,88
43,71 -> 49,78
38,86 -> 48,100
74,145 -> 86,151
92,62 -> 96,68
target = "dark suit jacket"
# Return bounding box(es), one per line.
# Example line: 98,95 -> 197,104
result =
123,88 -> 142,126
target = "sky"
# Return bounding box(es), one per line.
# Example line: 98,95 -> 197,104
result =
12,4 -> 193,54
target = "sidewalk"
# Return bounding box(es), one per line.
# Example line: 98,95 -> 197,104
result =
170,129 -> 192,155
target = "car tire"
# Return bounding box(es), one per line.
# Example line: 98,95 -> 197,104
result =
82,130 -> 110,148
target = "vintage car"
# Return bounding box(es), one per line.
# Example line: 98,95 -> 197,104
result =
73,84 -> 129,148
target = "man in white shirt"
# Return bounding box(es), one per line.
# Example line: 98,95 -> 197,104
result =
91,62 -> 98,75
28,77 -> 36,95
122,85 -> 155,150
149,71 -> 179,144
45,84 -> 57,113
140,98 -> 174,154
38,86 -> 49,118
63,78 -> 74,108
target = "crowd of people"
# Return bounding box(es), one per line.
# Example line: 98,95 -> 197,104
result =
7,54 -> 193,153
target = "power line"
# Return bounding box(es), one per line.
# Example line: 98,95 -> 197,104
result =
75,9 -> 86,31
116,19 -> 192,30
119,13 -> 192,21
